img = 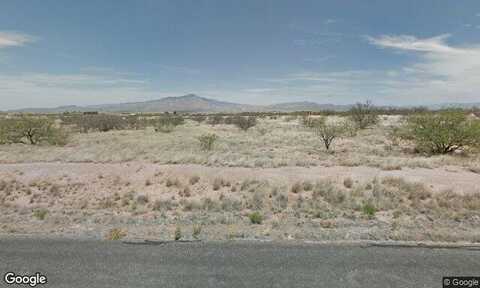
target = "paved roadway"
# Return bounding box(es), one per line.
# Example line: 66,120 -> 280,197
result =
0,238 -> 479,287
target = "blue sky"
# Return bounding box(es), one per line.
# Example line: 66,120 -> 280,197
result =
1,0 -> 480,109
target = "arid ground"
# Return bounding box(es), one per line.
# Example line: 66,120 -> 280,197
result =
1,116 -> 480,242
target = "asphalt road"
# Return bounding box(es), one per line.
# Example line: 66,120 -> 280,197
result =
0,238 -> 479,288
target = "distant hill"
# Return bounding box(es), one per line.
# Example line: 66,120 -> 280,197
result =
7,94 -> 350,113
10,94 -> 259,113
6,94 -> 480,113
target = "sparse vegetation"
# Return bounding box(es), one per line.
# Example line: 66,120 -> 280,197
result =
348,101 -> 379,129
154,115 -> 185,133
400,110 -> 480,154
197,133 -> 218,151
105,228 -> 127,240
311,118 -> 346,151
232,116 -> 257,131
0,117 -> 68,145
174,226 -> 182,241
248,211 -> 263,224
192,224 -> 202,239
32,208 -> 49,220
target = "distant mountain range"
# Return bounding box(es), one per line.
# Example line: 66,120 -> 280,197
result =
6,94 -> 480,113
7,94 -> 353,113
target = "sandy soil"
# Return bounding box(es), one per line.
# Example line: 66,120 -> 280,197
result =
1,162 -> 480,242
1,162 -> 479,194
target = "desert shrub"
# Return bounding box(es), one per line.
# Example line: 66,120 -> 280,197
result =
0,117 -> 68,145
192,224 -> 202,239
348,101 -> 379,129
125,115 -> 146,130
191,115 -> 206,123
313,180 -> 345,204
291,182 -> 303,194
81,114 -> 127,132
302,115 -> 325,128
189,175 -> 200,185
232,116 -> 257,131
154,115 -> 184,133
174,226 -> 182,241
311,118 -> 346,151
400,110 -> 480,154
201,197 -> 219,211
32,208 -> 49,220
136,195 -> 149,205
152,199 -> 175,211
248,211 -> 263,224
343,178 -> 354,189
197,133 -> 218,151
105,228 -> 127,240
362,202 -> 377,218
207,114 -> 224,125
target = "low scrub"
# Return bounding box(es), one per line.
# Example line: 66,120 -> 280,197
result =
399,110 -> 480,154
197,133 -> 218,151
0,117 -> 68,145
69,114 -> 127,133
154,115 -> 185,133
348,101 -> 379,129
232,116 -> 257,131
248,211 -> 263,224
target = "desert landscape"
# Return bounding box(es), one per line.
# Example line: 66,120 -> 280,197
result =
1,100 -> 480,243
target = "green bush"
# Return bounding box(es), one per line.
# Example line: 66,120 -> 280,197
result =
174,226 -> 182,241
0,117 -> 68,145
191,115 -> 207,123
348,101 -> 379,129
197,133 -> 218,151
302,115 -> 325,128
32,208 -> 49,220
154,115 -> 184,133
105,228 -> 127,240
68,114 -> 127,133
401,110 -> 480,154
207,115 -> 224,126
232,116 -> 257,131
362,202 -> 377,218
248,211 -> 263,224
310,118 -> 346,151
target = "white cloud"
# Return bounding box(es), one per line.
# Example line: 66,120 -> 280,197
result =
366,34 -> 460,53
0,31 -> 36,48
257,34 -> 480,105
324,19 -> 337,25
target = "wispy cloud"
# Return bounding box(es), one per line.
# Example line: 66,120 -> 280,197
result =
0,69 -> 157,110
324,19 -> 337,25
256,34 -> 480,105
0,31 -> 36,48
366,34 -> 460,53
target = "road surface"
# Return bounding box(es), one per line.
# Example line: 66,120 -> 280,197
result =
0,238 -> 479,287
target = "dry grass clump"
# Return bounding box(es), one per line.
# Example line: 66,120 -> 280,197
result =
201,197 -> 219,211
189,175 -> 200,185
248,211 -> 263,224
152,199 -> 176,211
136,195 -> 149,205
343,177 -> 354,189
312,180 -> 345,205
105,228 -> 127,240
179,186 -> 192,197
212,177 -> 231,191
291,182 -> 303,194
32,208 -> 49,220
165,177 -> 181,188
192,224 -> 202,239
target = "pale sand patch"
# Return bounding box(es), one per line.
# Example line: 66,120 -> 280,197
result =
1,162 -> 478,195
